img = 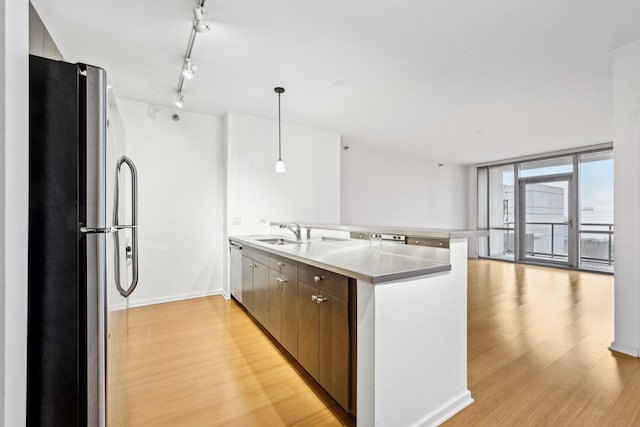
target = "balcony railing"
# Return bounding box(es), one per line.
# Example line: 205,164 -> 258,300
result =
579,223 -> 614,266
488,222 -> 614,267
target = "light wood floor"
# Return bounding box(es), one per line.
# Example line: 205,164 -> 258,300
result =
107,293 -> 352,426
110,259 -> 639,426
445,260 -> 634,427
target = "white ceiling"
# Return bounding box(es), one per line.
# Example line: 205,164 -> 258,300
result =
32,0 -> 640,164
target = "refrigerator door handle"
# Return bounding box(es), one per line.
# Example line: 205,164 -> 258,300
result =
113,155 -> 139,298
81,226 -> 113,234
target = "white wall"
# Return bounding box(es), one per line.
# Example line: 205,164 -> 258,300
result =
28,3 -> 62,60
341,144 -> 469,229
225,111 -> 341,237
1,0 -> 29,425
118,98 -> 226,306
611,40 -> 640,357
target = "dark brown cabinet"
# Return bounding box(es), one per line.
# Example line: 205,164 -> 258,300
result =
237,247 -> 351,413
241,249 -> 268,322
267,269 -> 283,341
297,281 -> 319,379
318,293 -> 349,409
281,270 -> 298,358
252,261 -> 268,325
267,256 -> 299,358
298,265 -> 350,410
241,256 -> 254,312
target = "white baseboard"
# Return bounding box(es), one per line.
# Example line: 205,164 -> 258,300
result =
221,289 -> 230,300
416,390 -> 474,427
610,341 -> 640,357
128,289 -> 224,308
109,289 -> 225,311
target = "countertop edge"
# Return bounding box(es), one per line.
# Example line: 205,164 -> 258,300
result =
268,222 -> 489,239
369,263 -> 452,284
230,236 -> 452,284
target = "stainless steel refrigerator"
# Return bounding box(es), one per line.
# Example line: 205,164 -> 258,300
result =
28,55 -> 140,426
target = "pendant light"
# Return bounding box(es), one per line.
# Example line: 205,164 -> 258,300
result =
274,87 -> 286,173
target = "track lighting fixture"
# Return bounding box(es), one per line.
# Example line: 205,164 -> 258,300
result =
193,6 -> 211,33
174,1 -> 209,108
175,93 -> 184,109
182,58 -> 197,80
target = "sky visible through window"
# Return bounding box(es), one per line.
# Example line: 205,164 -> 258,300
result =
580,156 -> 614,224
499,155 -> 614,225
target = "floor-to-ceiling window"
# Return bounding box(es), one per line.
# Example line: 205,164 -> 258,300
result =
477,146 -> 613,273
578,151 -> 614,272
487,165 -> 515,260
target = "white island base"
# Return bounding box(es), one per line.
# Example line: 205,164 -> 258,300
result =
356,238 -> 472,426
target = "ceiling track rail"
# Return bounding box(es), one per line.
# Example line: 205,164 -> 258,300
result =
175,0 -> 208,105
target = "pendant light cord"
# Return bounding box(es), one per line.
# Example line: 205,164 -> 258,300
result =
278,92 -> 282,160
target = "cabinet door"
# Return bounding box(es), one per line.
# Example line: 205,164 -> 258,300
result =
252,261 -> 269,325
319,294 -> 349,410
267,269 -> 282,342
297,281 -> 319,379
241,256 -> 254,313
281,275 -> 298,359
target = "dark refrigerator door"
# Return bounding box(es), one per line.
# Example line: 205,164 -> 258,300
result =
27,55 -> 85,427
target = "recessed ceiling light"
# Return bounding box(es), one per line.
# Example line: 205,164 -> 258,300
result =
335,80 -> 347,86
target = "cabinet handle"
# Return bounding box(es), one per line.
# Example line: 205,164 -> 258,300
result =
316,295 -> 327,304
276,277 -> 288,283
314,275 -> 324,282
277,262 -> 285,267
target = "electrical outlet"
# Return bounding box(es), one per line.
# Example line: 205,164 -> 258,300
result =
231,217 -> 241,226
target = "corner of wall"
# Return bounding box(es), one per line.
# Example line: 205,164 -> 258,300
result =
28,3 -> 64,60
222,112 -> 230,296
612,39 -> 640,357
3,0 -> 30,424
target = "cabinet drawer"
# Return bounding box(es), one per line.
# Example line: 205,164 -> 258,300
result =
268,254 -> 298,278
244,247 -> 269,266
299,264 -> 348,302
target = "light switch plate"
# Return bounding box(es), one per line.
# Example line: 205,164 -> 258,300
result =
231,217 -> 241,226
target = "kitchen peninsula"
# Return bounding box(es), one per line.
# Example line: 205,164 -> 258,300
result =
229,224 -> 473,427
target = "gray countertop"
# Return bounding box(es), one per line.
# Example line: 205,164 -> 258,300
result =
229,235 -> 452,284
269,222 -> 487,239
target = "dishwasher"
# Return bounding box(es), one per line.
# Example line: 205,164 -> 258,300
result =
229,240 -> 243,302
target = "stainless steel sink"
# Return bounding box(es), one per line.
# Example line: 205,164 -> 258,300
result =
256,237 -> 299,245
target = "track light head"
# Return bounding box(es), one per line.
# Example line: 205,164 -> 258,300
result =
175,93 -> 184,109
193,6 -> 211,33
182,59 -> 197,80
194,21 -> 210,33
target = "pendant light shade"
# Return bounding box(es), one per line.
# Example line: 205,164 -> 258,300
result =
274,87 -> 286,173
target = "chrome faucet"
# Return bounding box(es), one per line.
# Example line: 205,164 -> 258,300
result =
279,223 -> 301,241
